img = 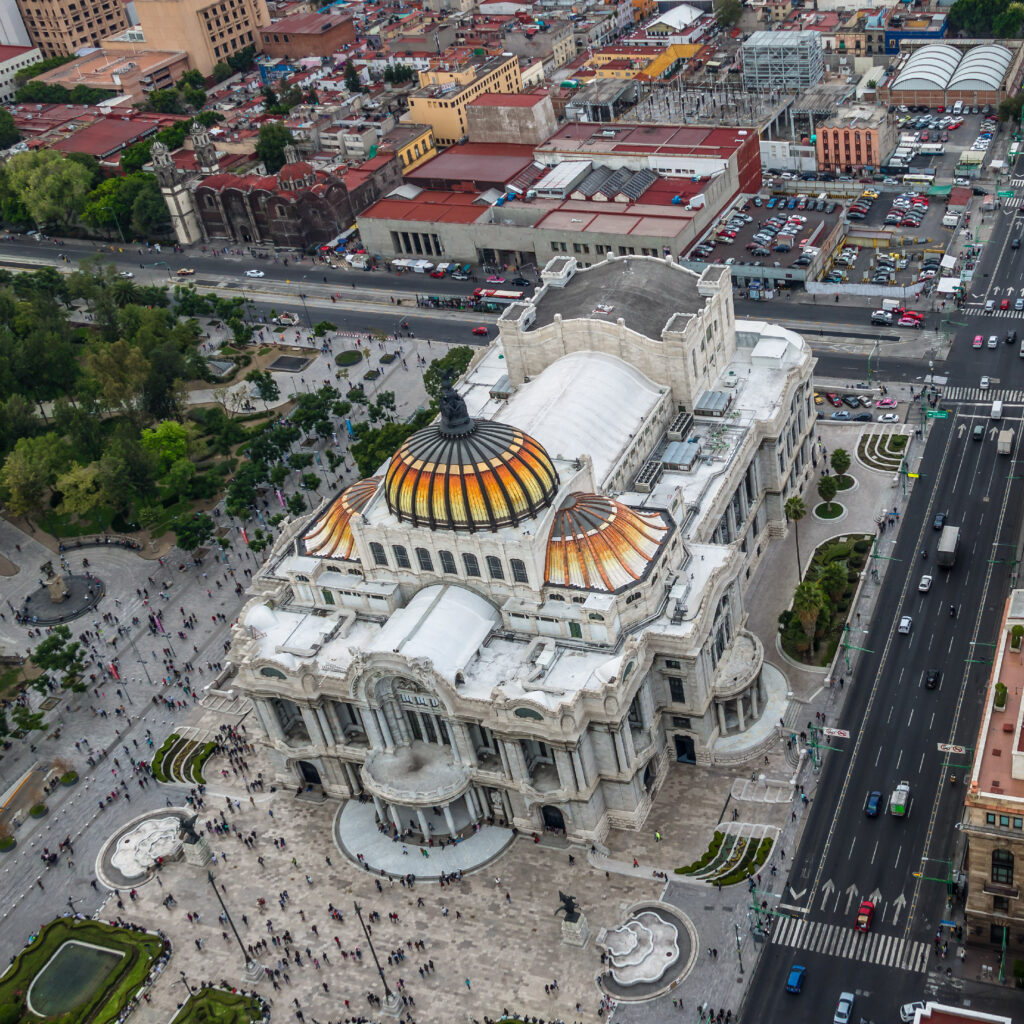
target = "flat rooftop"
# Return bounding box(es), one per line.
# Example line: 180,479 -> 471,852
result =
526,257 -> 702,337
537,122 -> 755,162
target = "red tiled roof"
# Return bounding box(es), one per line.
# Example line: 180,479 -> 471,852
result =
0,44 -> 36,62
262,9 -> 353,34
469,91 -> 547,107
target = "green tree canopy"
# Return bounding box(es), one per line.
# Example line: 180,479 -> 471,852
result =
6,149 -> 93,229
256,122 -> 296,174
172,511 -> 215,551
422,346 -> 475,401
0,109 -> 20,149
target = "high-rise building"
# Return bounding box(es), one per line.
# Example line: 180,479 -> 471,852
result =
128,0 -> 270,76
16,0 -> 129,57
0,0 -> 31,47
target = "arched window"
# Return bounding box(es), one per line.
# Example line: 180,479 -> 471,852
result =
510,558 -> 528,583
392,545 -> 411,569
486,556 -> 504,580
439,550 -> 457,574
992,849 -> 1014,886
416,547 -> 434,572
463,553 -> 480,577
370,542 -> 387,566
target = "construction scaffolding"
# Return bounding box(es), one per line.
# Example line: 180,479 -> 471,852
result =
741,31 -> 825,91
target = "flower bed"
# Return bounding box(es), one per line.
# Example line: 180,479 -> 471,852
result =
152,733 -> 179,783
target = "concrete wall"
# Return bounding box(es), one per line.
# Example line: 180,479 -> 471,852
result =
466,94 -> 557,145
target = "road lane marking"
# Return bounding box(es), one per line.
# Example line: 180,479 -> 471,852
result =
871,840 -> 878,864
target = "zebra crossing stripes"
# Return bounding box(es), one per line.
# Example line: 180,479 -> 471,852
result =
1001,196 -> 1024,209
966,308 -> 1024,318
1010,177 -> 1024,187
942,387 -> 1024,402
770,916 -> 929,972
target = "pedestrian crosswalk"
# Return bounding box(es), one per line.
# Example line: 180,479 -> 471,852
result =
1010,177 -> 1024,187
961,307 -> 1024,318
1001,196 -> 1024,209
769,916 -> 929,972
942,387 -> 1024,402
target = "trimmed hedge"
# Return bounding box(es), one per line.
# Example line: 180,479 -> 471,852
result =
675,830 -> 725,874
173,988 -> 265,1024
190,741 -> 217,784
29,803 -> 47,818
335,350 -> 363,367
152,733 -> 179,782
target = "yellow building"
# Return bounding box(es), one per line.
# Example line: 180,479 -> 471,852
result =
17,0 -> 129,58
406,53 -> 522,147
380,123 -> 437,173
114,0 -> 271,76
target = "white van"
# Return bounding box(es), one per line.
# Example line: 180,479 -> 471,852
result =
991,399 -> 1003,420
952,100 -> 963,115
942,213 -> 960,228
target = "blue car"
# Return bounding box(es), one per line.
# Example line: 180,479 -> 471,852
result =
864,790 -> 883,817
767,197 -> 777,208
831,410 -> 851,420
787,197 -> 798,209
786,965 -> 806,993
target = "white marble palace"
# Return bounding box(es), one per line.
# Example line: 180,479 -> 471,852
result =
228,254 -> 817,843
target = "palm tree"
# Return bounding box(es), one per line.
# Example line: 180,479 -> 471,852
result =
817,561 -> 847,603
792,581 -> 824,652
830,448 -> 851,486
818,474 -> 839,513
785,495 -> 807,579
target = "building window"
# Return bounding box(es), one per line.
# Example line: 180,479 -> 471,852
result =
463,553 -> 480,577
993,896 -> 1010,912
668,677 -> 684,702
370,542 -> 387,566
510,558 -> 528,583
987,813 -> 997,825
321,588 -> 335,605
1001,815 -> 1011,827
392,545 -> 411,569
416,547 -> 433,572
665,659 -> 681,669
569,621 -> 582,638
486,555 -> 504,580
439,550 -> 456,574
992,849 -> 1014,886
672,716 -> 691,729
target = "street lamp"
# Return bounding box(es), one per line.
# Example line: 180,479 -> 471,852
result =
206,871 -> 263,981
178,970 -> 193,997
353,900 -> 398,1012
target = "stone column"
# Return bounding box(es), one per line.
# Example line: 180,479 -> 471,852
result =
372,793 -> 385,822
640,680 -> 656,728
501,789 -> 513,823
571,747 -> 587,789
612,727 -> 627,773
497,739 -> 513,779
415,808 -> 430,838
442,803 -> 457,835
553,748 -> 574,792
716,701 -> 728,735
735,696 -> 745,732
375,707 -> 395,749
300,706 -> 327,748
386,700 -> 412,745
503,740 -> 527,782
465,787 -> 480,820
258,700 -> 286,743
750,683 -> 760,720
389,802 -> 401,831
362,707 -> 384,749
315,705 -> 336,747
450,722 -> 475,766
343,761 -> 362,795
620,722 -> 636,763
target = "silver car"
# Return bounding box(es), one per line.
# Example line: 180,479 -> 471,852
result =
899,615 -> 913,635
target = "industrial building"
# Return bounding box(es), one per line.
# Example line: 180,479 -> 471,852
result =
741,30 -> 824,90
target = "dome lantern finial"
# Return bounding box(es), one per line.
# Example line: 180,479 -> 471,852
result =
438,370 -> 474,437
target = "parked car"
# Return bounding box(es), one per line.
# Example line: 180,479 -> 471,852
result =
785,965 -> 806,994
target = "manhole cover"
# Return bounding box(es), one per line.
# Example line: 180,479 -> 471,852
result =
39,697 -> 61,711
269,356 -> 311,373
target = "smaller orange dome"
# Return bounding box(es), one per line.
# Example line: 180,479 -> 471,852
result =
545,493 -> 669,592
303,476 -> 380,559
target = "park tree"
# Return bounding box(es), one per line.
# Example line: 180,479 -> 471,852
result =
83,339 -> 151,422
0,433 -> 71,516
31,625 -> 88,692
172,511 -> 215,552
12,704 -> 45,734
300,472 -> 321,492
54,461 -> 103,518
792,581 -> 825,650
141,420 -> 191,473
6,150 -> 93,229
817,473 -> 839,513
286,492 -> 307,516
344,60 -> 362,93
246,369 -> 280,409
147,88 -> 184,114
213,61 -> 233,81
0,109 -> 20,149
817,560 -> 848,603
784,495 -> 806,578
830,448 -> 851,483
713,0 -> 743,25
255,123 -> 294,173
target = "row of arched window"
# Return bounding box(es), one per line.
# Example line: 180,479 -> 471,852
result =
369,542 -> 530,584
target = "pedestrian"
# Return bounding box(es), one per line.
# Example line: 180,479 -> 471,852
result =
465,978 -> 471,990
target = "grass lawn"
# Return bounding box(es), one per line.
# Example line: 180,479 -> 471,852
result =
814,501 -> 844,519
36,506 -> 115,539
0,917 -> 165,1023
172,988 -> 264,1024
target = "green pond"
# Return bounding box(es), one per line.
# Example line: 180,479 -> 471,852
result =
28,940 -> 124,1017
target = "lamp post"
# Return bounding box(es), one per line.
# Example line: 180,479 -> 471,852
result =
206,870 -> 264,981
178,970 -> 193,997
353,900 -> 398,1011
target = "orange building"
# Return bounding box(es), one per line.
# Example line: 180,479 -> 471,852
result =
814,104 -> 893,175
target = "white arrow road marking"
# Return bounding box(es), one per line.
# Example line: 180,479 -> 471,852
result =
821,879 -> 835,911
845,884 -> 859,915
892,893 -> 907,925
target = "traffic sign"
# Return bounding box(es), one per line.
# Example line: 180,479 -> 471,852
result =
998,190 -> 1015,198
822,727 -> 850,738
938,743 -> 967,754
925,409 -> 949,419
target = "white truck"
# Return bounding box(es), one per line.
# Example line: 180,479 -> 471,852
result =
999,428 -> 1015,455
889,781 -> 911,817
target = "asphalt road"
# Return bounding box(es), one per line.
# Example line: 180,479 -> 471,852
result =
745,207 -> 1024,1023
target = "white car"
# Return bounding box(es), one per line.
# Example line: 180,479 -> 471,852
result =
919,574 -> 932,592
834,992 -> 855,1024
988,335 -> 998,348
980,376 -> 990,389
272,313 -> 298,326
119,270 -> 134,278
899,615 -> 913,635
245,269 -> 265,278
879,413 -> 900,423
901,1003 -> 926,1024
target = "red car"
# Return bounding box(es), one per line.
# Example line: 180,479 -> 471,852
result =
826,392 -> 843,407
430,270 -> 446,278
1001,299 -> 1010,310
855,900 -> 875,932
472,326 -> 489,336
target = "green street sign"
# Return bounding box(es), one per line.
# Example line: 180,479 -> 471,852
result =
998,190 -> 1015,198
925,409 -> 949,419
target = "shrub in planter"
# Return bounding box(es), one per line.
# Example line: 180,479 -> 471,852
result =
335,350 -> 363,367
60,771 -> 78,786
0,836 -> 14,853
847,570 -> 860,584
853,539 -> 871,554
379,353 -> 397,364
996,683 -> 1008,709
29,803 -> 47,818
363,369 -> 381,381
848,555 -> 865,569
1012,625 -> 1024,651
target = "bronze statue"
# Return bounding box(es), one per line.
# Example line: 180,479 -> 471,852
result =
554,891 -> 580,918
178,813 -> 200,842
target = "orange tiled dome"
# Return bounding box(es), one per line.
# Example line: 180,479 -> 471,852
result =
384,379 -> 559,533
545,493 -> 668,592
303,476 -> 380,558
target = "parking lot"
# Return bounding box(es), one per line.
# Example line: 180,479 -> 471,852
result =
814,386 -> 905,424
891,106 -> 1003,181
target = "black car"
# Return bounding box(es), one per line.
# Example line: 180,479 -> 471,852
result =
853,412 -> 872,421
842,395 -> 861,408
1008,330 -> 1018,344
511,277 -> 530,287
925,668 -> 941,690
933,511 -> 946,530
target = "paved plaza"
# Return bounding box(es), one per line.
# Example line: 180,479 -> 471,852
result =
0,391 -> 931,1023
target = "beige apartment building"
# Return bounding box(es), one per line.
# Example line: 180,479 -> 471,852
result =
965,590 -> 1024,969
406,53 -> 522,147
123,0 -> 271,76
16,0 -> 128,58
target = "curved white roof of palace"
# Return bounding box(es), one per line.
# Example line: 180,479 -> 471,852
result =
492,350 -> 664,483
892,43 -> 961,91
367,584 -> 499,684
948,44 -> 1012,91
